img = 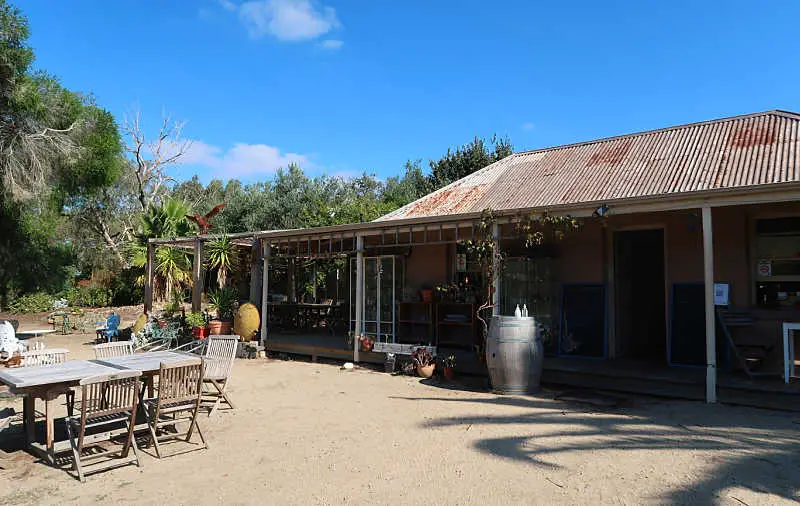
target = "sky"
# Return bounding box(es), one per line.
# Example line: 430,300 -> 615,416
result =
21,0 -> 800,184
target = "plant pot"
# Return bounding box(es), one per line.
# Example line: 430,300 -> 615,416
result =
157,318 -> 167,329
192,326 -> 210,339
416,363 -> 435,378
443,366 -> 455,380
420,289 -> 433,303
208,319 -> 232,335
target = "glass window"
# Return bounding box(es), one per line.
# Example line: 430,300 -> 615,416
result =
754,217 -> 800,308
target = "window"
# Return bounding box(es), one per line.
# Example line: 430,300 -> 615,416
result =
754,217 -> 800,309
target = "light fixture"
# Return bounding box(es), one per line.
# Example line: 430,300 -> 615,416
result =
593,204 -> 610,218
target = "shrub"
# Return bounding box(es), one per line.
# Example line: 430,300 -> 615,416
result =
60,285 -> 111,308
8,292 -> 55,313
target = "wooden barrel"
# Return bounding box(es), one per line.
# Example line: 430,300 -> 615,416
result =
486,316 -> 543,394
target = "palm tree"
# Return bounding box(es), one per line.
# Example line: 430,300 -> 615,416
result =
155,246 -> 191,302
206,234 -> 236,289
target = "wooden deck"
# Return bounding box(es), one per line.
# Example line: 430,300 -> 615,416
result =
263,334 -> 800,411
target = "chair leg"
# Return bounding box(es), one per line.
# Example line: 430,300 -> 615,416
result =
65,420 -> 84,483
66,390 -> 75,418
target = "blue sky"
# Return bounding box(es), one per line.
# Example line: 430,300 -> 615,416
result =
22,0 -> 800,183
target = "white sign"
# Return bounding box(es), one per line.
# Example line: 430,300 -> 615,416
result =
714,283 -> 729,306
757,259 -> 772,277
456,253 -> 467,272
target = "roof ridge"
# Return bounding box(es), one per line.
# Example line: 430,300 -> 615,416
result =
510,109 -> 800,159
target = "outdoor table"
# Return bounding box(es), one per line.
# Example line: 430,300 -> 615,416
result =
0,360 -> 140,463
93,350 -> 199,398
15,329 -> 56,339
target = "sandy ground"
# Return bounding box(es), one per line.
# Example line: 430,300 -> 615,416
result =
1,313 -> 800,505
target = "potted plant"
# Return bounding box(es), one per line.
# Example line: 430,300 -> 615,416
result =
186,311 -> 209,339
208,287 -> 237,335
411,347 -> 436,378
442,355 -> 456,380
358,333 -> 375,352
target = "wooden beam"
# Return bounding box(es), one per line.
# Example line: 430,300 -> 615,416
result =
492,222 -> 500,316
192,238 -> 204,313
702,206 -> 717,403
249,240 -> 262,305
144,242 -> 155,315
354,235 -> 364,363
260,241 -> 270,346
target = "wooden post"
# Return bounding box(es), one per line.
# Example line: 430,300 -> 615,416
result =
260,241 -> 270,346
192,237 -> 204,313
312,262 -> 317,302
288,258 -> 296,303
702,206 -> 717,403
354,235 -> 364,363
250,239 -> 262,306
492,222 -> 500,316
144,242 -> 155,314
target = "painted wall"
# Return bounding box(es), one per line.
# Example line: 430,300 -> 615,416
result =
404,244 -> 449,293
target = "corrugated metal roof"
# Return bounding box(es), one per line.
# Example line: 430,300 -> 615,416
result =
377,110 -> 800,222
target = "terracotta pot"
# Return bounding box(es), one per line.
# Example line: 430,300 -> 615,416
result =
416,363 -> 435,378
420,289 -> 433,303
361,340 -> 374,352
444,366 -> 455,380
192,326 -> 210,339
208,320 -> 232,335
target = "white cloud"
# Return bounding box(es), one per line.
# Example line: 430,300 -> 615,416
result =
521,122 -> 535,131
182,140 -> 312,178
318,39 -> 343,50
237,0 -> 340,41
218,0 -> 237,11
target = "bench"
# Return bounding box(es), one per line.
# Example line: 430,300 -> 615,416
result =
371,343 -> 435,355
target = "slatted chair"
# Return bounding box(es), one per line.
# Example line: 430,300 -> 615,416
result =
201,335 -> 238,416
92,341 -> 134,359
96,313 -> 121,343
19,348 -> 69,367
0,407 -> 15,469
64,370 -> 142,482
142,358 -> 207,458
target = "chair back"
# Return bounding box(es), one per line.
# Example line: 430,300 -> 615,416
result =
157,358 -> 204,407
78,370 -> 141,419
93,341 -> 134,359
20,348 -> 68,367
106,313 -> 121,332
204,335 -> 238,380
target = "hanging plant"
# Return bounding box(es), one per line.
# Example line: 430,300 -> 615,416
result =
460,208 -> 582,358
206,234 -> 236,289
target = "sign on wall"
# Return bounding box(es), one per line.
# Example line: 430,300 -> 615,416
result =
757,259 -> 772,277
714,283 -> 729,306
456,253 -> 467,272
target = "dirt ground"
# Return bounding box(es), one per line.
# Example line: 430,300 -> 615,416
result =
1,311 -> 799,505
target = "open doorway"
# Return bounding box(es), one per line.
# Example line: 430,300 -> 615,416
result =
614,229 -> 666,363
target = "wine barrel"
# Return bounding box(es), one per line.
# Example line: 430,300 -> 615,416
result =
486,316 -> 543,394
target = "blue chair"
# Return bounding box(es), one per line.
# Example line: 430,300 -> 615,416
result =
96,313 -> 121,343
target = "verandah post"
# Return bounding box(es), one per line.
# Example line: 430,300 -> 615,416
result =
192,237 -> 204,313
260,241 -> 270,347
144,241 -> 155,315
354,235 -> 364,363
492,222 -> 500,316
702,206 -> 717,403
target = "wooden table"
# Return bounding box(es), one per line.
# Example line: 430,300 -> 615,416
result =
0,360 -> 139,463
94,350 -> 199,397
16,329 -> 56,339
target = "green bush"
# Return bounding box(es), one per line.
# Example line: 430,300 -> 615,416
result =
110,267 -> 143,306
59,285 -> 111,308
8,292 -> 55,313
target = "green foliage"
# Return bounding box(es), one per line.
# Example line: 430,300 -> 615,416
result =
428,135 -> 512,189
206,234 -> 235,289
208,286 -> 237,320
185,311 -> 208,328
109,267 -> 143,306
8,292 -> 54,313
62,285 -> 110,308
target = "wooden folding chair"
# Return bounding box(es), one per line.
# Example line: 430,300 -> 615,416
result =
19,348 -> 68,366
92,341 -> 134,359
201,335 -> 238,416
142,358 -> 207,458
64,370 -> 142,482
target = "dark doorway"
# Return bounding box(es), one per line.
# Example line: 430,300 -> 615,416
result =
614,229 -> 666,363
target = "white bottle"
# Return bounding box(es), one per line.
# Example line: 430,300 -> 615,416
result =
522,304 -> 528,317
514,304 -> 522,318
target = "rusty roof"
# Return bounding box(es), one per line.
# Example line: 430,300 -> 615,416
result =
377,110 -> 800,222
